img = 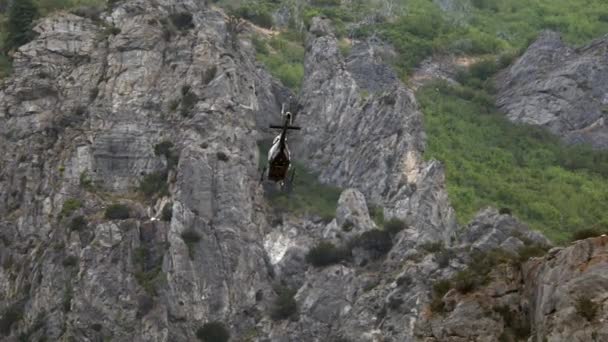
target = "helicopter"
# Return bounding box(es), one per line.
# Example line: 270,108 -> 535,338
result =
260,104 -> 301,191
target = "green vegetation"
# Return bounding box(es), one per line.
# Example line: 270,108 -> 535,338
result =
495,305 -> 531,341
60,198 -> 82,218
133,246 -> 164,296
139,171 -> 169,197
571,227 -> 608,242
0,302 -> 23,336
104,203 -> 130,220
306,241 -> 349,267
154,141 -> 179,169
252,32 -> 305,91
430,279 -> 451,313
575,296 -> 599,321
270,286 -> 297,320
383,217 -> 407,236
6,0 -> 38,52
161,203 -> 172,222
258,140 -> 342,221
351,229 -> 392,256
419,81 -> 608,243
62,255 -> 79,267
196,322 -> 230,342
169,12 -> 193,30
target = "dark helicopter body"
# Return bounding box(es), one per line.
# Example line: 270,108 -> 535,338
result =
261,109 -> 301,189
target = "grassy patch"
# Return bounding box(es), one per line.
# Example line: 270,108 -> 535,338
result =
60,198 -> 82,218
258,140 -> 342,220
252,32 -> 305,92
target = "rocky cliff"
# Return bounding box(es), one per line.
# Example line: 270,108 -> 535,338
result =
496,31 -> 608,149
0,1 -> 607,342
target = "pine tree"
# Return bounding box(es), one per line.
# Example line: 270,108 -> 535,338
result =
6,0 -> 38,52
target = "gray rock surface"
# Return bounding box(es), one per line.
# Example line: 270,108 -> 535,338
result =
1,2 -> 606,342
496,31 -> 608,149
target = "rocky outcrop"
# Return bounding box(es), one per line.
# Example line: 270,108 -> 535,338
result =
0,2 -> 279,340
297,17 -> 457,245
496,31 -> 608,149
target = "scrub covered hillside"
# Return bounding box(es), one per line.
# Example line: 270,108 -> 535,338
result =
231,0 -> 608,243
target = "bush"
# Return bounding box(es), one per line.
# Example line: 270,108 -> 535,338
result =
6,0 -> 38,52
169,12 -> 194,30
69,216 -> 87,231
575,296 -> 598,321
499,207 -> 512,215
571,228 -> 605,242
161,204 -> 172,222
154,141 -> 179,169
420,241 -> 444,253
196,322 -> 230,342
60,199 -> 82,218
104,203 -> 130,220
452,269 -> 481,293
232,6 -> 273,29
139,171 -> 168,197
353,229 -> 392,255
270,286 -> 297,320
0,302 -> 23,335
62,255 -> 79,267
306,241 -> 348,267
384,217 -> 406,235
517,245 -> 547,263
368,204 -> 384,226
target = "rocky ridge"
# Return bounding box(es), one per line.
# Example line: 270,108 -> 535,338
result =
496,30 -> 608,149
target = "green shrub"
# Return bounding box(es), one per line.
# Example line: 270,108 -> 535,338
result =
139,171 -> 168,197
517,245 -> 548,263
430,279 -> 451,313
69,216 -> 87,231
0,302 -> 24,335
270,286 -> 297,320
353,229 -> 392,255
495,305 -> 531,340
571,228 -> 605,242
368,204 -> 385,226
384,217 -> 407,235
169,12 -> 194,30
420,241 -> 444,253
196,322 -> 230,342
232,6 -> 273,29
452,269 -> 482,293
6,0 -> 38,52
161,204 -> 172,222
104,203 -> 130,220
62,255 -> 79,267
575,296 -> 598,321
306,241 -> 348,267
154,141 -> 179,169
60,199 -> 82,218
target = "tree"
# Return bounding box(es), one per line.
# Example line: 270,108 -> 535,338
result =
6,0 -> 38,52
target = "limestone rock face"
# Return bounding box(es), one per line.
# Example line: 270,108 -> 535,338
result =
496,31 -> 608,149
297,17 -> 457,246
1,2 -> 606,341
